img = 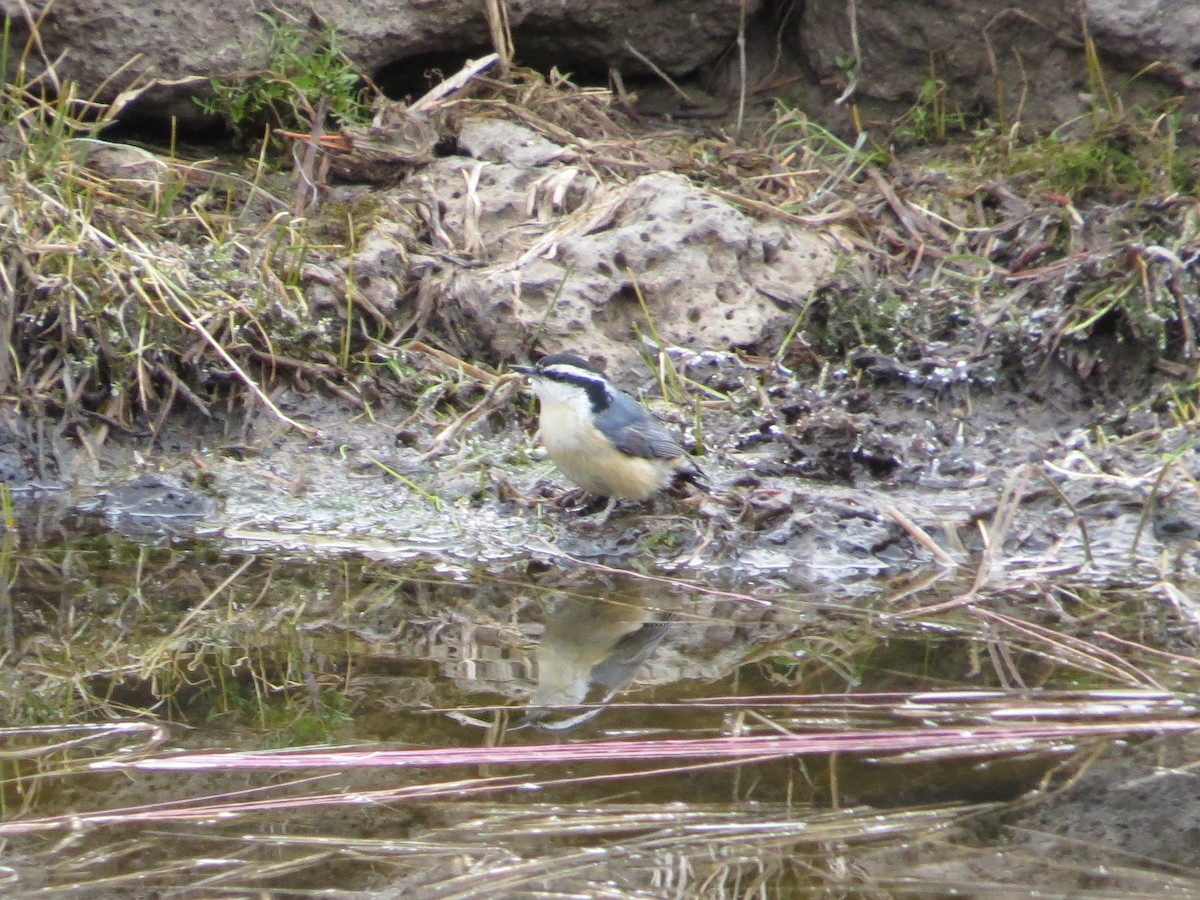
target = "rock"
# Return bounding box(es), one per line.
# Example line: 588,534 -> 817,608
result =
89,473 -> 217,522
3,1 -> 760,126
795,0 -> 1188,132
5,0 -> 1191,139
455,118 -> 567,168
0,418 -> 40,488
79,142 -> 176,203
350,223 -> 412,317
1010,759 -> 1200,871
1088,0 -> 1200,89
0,445 -> 28,486
400,121 -> 834,377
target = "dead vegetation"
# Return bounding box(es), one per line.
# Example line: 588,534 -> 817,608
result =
1,525 -> 1198,894
0,469 -> 1196,893
0,7 -> 1196,464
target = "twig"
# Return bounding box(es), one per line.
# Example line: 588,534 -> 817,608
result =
735,0 -> 748,135
1095,630 -> 1200,669
461,162 -> 486,256
483,0 -> 514,73
1029,464 -> 1093,565
834,0 -> 860,106
975,607 -> 1165,690
971,464 -> 1031,592
363,454 -> 443,510
885,505 -> 957,567
532,539 -> 773,607
409,53 -> 501,115
153,362 -> 213,419
291,96 -> 327,214
416,374 -> 522,463
1131,445 -> 1192,557
624,42 -> 696,108
405,341 -> 503,383
247,347 -> 340,379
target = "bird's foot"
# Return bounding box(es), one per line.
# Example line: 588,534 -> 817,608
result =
554,489 -> 602,514
559,494 -> 620,528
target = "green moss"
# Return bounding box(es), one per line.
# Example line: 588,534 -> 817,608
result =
803,282 -> 927,359
195,13 -> 371,141
896,76 -> 971,144
973,99 -> 1200,201
309,193 -> 388,248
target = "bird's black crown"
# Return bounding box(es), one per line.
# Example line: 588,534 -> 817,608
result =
534,353 -> 602,374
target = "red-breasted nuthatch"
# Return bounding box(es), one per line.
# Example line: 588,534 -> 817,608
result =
512,353 -> 702,501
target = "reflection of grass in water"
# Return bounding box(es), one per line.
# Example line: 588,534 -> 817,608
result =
2,539 -> 363,735
197,674 -> 353,745
3,527 -> 1199,895
4,528 -> 1195,731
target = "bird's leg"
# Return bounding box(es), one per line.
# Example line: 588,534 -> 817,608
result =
566,495 -> 619,528
567,493 -> 609,516
590,496 -> 620,525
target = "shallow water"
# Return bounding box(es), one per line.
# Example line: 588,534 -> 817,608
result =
2,512 -> 1199,897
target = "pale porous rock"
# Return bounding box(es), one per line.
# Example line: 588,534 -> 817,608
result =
349,221 -> 413,318
454,118 -> 568,169
410,128 -> 598,263
1,0 -> 758,125
410,119 -> 835,377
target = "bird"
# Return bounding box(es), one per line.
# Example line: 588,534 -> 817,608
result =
511,353 -> 702,510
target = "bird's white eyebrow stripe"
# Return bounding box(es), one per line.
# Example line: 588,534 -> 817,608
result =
540,365 -> 606,386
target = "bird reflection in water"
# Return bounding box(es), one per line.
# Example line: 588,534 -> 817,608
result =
521,586 -> 681,731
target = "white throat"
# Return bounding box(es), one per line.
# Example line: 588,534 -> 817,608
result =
531,378 -> 596,412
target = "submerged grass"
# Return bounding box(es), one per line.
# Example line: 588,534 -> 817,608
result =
2,524 -> 1196,733
1,518 -> 1197,895
5,685 -> 1200,894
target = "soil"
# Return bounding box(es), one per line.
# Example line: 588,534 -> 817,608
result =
29,318 -> 1194,596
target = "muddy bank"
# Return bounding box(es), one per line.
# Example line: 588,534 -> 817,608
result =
10,326 -> 1196,599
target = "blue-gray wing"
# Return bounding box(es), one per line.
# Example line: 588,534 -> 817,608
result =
597,400 -> 685,460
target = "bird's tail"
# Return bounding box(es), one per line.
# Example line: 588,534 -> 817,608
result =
672,456 -> 708,492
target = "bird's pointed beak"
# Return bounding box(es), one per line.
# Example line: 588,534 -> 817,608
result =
510,364 -> 536,376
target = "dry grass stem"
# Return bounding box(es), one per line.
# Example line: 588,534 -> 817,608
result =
886,505 -> 957,567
